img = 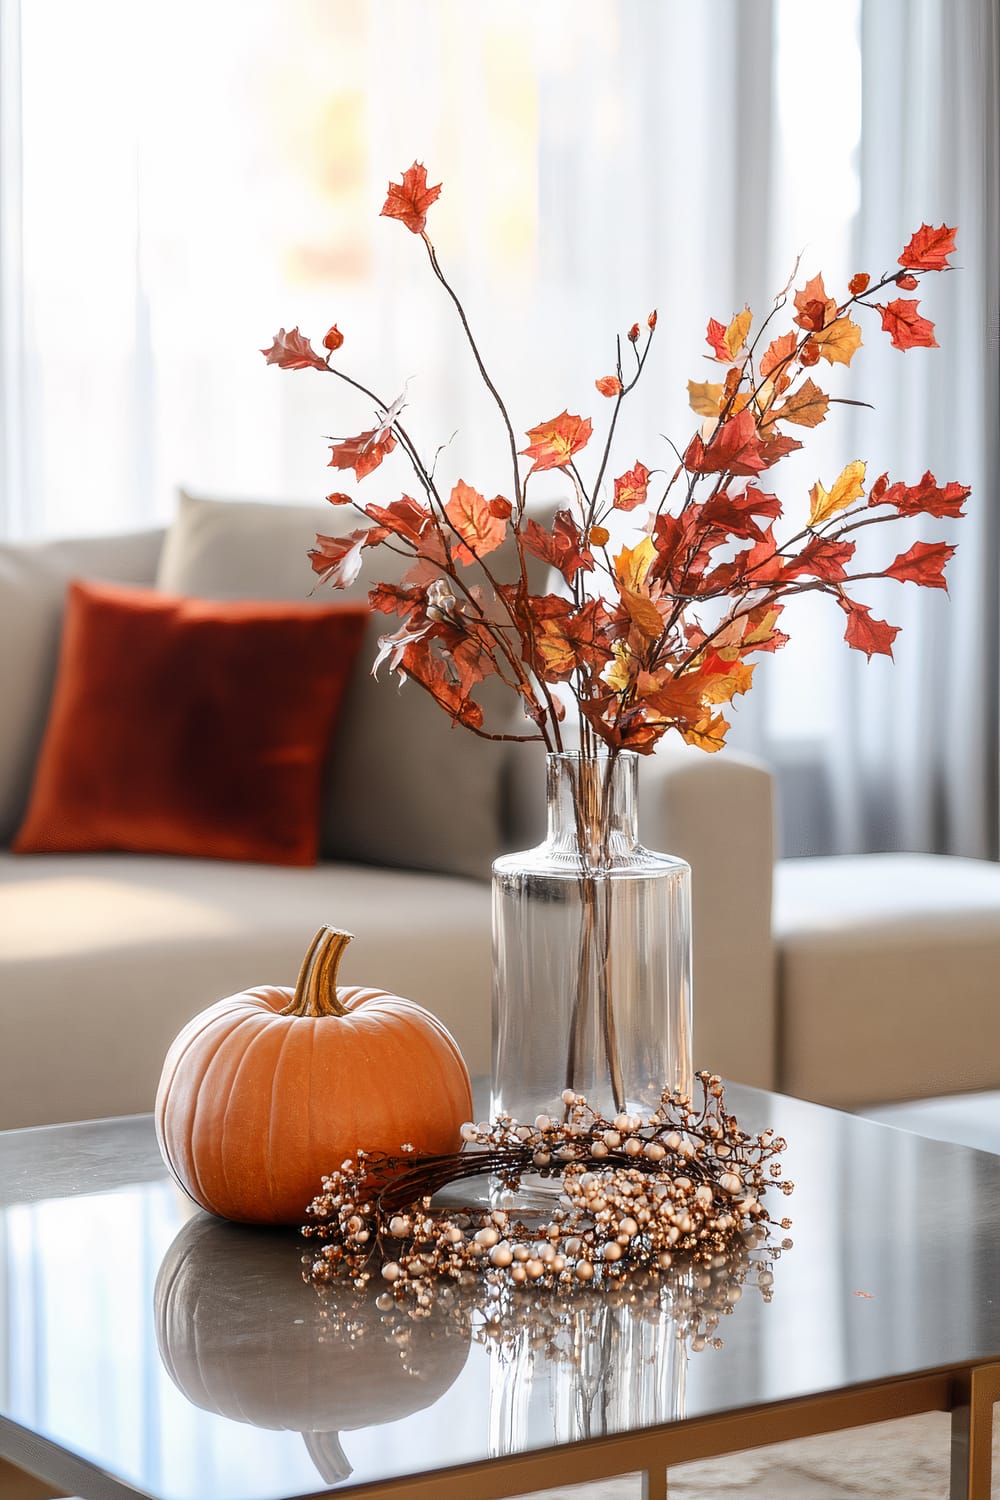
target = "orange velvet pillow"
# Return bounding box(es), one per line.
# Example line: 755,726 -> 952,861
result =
13,580 -> 369,866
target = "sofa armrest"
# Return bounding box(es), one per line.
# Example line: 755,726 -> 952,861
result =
639,744 -> 777,1089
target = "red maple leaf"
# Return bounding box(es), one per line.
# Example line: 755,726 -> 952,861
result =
595,375 -> 623,397
699,486 -> 782,540
260,327 -> 328,371
521,509 -> 595,584
520,411 -> 593,474
368,579 -> 424,618
683,408 -> 768,477
400,636 -> 484,728
380,162 -> 442,235
705,318 -> 731,361
874,298 -> 938,351
444,480 -> 507,563
880,472 -> 970,518
328,428 -> 398,480
898,223 -> 958,272
840,598 -> 900,659
757,430 -> 804,467
884,539 -> 956,589
613,461 -> 652,511
364,495 -> 433,546
781,535 -> 856,583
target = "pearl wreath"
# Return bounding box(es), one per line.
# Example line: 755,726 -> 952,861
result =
303,1073 -> 793,1309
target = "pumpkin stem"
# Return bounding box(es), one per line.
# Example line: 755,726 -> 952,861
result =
282,926 -> 354,1017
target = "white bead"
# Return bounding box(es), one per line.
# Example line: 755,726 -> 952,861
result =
602,1242 -> 622,1262
381,1262 -> 401,1282
719,1172 -> 743,1195
489,1242 -> 513,1267
388,1215 -> 411,1237
475,1226 -> 499,1248
535,1114 -> 553,1132
624,1138 -> 642,1157
576,1259 -> 595,1281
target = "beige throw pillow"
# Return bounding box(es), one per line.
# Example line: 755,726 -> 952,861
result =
156,491 -> 514,881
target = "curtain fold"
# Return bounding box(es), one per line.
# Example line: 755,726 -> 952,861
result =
820,0 -> 1000,859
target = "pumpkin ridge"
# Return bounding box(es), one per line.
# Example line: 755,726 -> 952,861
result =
161,1007 -> 266,1209
219,1014 -> 295,1219
191,1010 -> 273,1216
263,1014 -> 301,1219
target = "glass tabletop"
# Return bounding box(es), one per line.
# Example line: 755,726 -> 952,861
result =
1,1086 -> 999,1500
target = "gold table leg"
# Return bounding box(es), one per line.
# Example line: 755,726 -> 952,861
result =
642,1469 -> 667,1500
950,1364 -> 1000,1500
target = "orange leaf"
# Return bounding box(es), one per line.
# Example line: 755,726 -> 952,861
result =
898,223 -> 958,272
781,535 -> 855,582
884,539 -> 956,589
521,509 -> 594,584
613,460 -> 652,510
705,318 -> 730,361
880,471 -> 970,518
759,331 -> 798,378
874,298 -> 938,351
328,428 -> 398,480
364,495 -> 432,546
766,377 -> 829,428
613,536 -> 657,592
325,491 -> 353,505
261,327 -> 328,371
840,599 -> 899,659
683,408 -> 768,477
520,410 -> 593,474
793,273 -> 837,332
895,273 -> 919,290
595,375 -> 623,397
444,480 -> 507,563
680,712 -> 730,752
380,161 -> 442,235
618,586 -> 664,641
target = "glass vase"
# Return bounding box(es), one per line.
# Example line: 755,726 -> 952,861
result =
491,750 -> 693,1129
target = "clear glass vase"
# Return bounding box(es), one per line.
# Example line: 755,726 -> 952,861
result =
491,750 -> 693,1128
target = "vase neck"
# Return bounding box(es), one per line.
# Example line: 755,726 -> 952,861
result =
546,752 -> 638,863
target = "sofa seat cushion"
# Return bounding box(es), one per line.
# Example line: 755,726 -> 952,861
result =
774,853 -> 1000,1107
0,853 -> 491,1130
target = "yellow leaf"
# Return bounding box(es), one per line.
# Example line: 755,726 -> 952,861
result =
807,460 -> 867,527
603,644 -> 633,695
701,661 -> 755,703
619,586 -> 664,641
613,536 -> 656,592
681,712 -> 730,752
724,308 -> 752,360
741,606 -> 785,649
812,314 -> 862,367
687,379 -> 725,418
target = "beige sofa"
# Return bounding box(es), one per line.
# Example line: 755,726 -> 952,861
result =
0,495 -> 776,1130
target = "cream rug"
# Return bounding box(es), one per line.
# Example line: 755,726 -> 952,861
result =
514,1409 -> 999,1498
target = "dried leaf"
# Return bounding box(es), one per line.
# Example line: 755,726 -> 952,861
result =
807,460 -> 867,527
328,428 -> 398,480
840,599 -> 900,659
880,472 -> 970,518
444,479 -> 507,562
520,411 -> 593,474
521,509 -> 594,584
793,274 -> 837,332
766,378 -> 830,428
811,315 -> 863,366
898,223 -> 958,272
759,331 -> 798,379
884,539 -> 956,589
874,298 -> 938,351
380,161 -> 442,234
687,380 -> 725,417
683,408 -> 768,477
613,460 -> 652,511
261,327 -> 328,371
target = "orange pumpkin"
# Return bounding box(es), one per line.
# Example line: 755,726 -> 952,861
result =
155,926 -> 473,1224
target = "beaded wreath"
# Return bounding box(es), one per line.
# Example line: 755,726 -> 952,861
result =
303,1074 -> 793,1309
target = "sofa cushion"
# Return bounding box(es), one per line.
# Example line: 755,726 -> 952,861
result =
0,529 -> 163,844
13,580 -> 368,866
0,852 -> 491,1128
156,491 -> 514,880
774,853 -> 1000,1106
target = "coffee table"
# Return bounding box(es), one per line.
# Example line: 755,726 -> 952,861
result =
1,1086 -> 998,1500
